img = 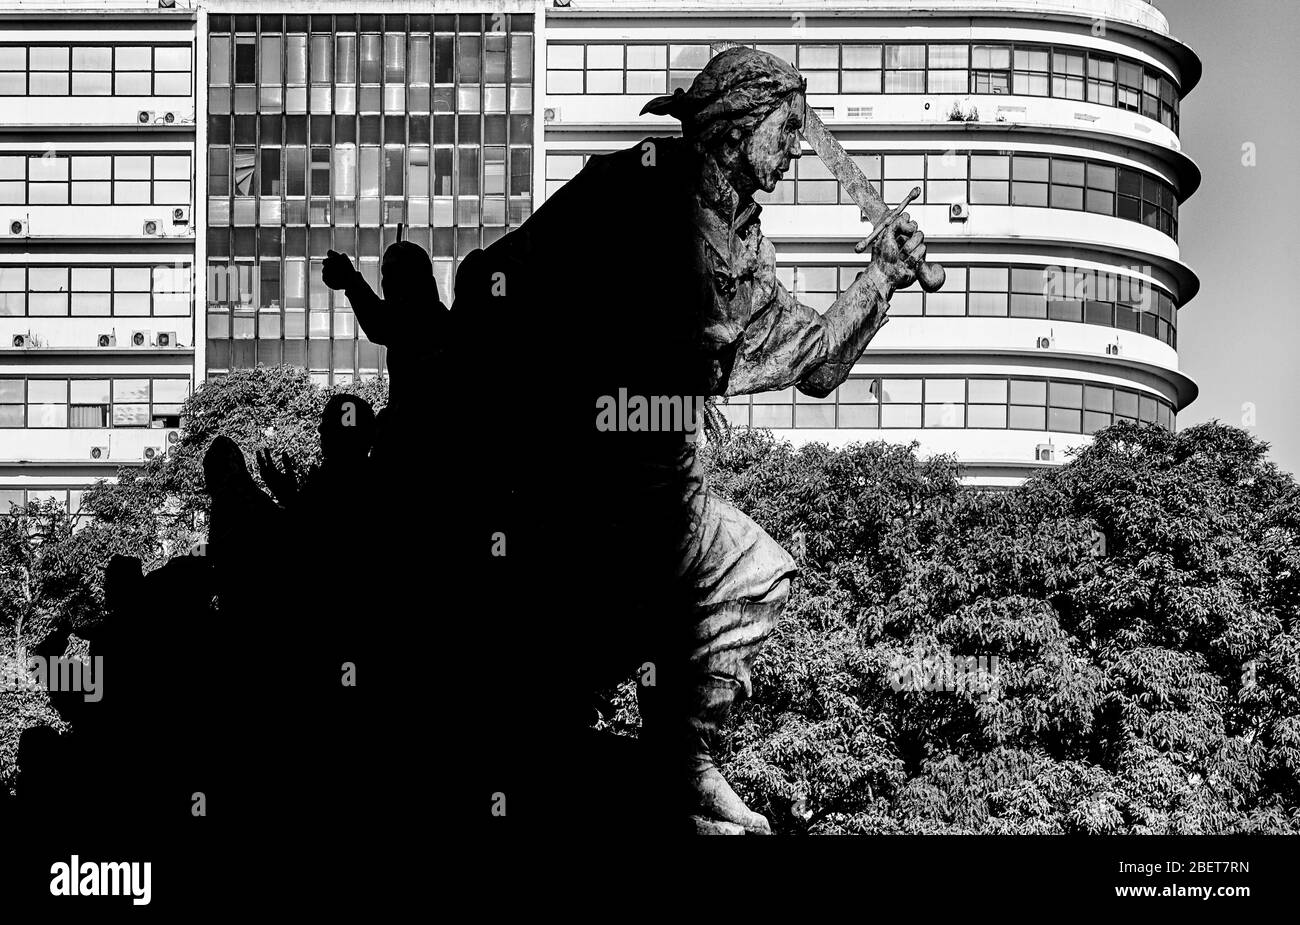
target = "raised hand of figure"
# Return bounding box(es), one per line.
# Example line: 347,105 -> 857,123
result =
868,211 -> 927,294
256,447 -> 301,506
322,249 -> 358,291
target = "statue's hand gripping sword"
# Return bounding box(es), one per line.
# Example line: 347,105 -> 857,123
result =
800,105 -> 946,293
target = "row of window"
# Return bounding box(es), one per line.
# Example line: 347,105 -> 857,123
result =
0,154 -> 191,206
208,216 -> 517,274
0,488 -> 87,516
0,45 -> 191,97
718,376 -> 1175,434
205,215 -> 522,269
207,13 -> 534,37
210,30 -> 532,91
546,41 -> 1180,133
210,83 -> 533,119
0,265 -> 191,318
207,339 -> 384,378
549,149 -> 1178,240
0,378 -> 189,429
782,264 -> 1178,348
209,144 -> 530,204
205,254 -> 447,317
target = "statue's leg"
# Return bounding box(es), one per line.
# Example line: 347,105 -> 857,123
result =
635,486 -> 795,834
686,574 -> 790,833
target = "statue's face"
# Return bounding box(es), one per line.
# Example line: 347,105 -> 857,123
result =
737,93 -> 804,194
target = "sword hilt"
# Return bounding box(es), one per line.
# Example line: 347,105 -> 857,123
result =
853,186 -> 945,293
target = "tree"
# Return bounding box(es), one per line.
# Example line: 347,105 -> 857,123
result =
689,421 -> 1300,833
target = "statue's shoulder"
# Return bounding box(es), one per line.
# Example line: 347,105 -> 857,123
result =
580,136 -> 688,186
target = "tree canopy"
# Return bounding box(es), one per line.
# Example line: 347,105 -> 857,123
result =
4,365 -> 1297,833
688,422 -> 1300,834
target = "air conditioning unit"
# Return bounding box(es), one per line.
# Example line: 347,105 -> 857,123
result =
97,332 -> 116,347
171,206 -> 190,225
543,107 -> 559,122
8,219 -> 27,236
130,330 -> 149,347
1035,443 -> 1055,462
142,220 -> 161,236
949,202 -> 970,222
1105,343 -> 1121,356
1035,335 -> 1055,349
89,446 -> 110,460
143,446 -> 164,460
136,110 -> 179,125
165,429 -> 180,444
155,331 -> 178,347
11,333 -> 29,348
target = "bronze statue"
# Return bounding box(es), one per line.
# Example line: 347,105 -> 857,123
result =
311,46 -> 933,835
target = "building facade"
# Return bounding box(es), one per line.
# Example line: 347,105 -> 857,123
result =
0,0 -> 1200,507
543,0 -> 1201,485
0,0 -> 197,514
201,0 -> 541,387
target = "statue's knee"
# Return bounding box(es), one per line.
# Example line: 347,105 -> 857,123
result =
760,577 -> 791,609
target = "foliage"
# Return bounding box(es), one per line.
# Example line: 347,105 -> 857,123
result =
690,422 -> 1300,834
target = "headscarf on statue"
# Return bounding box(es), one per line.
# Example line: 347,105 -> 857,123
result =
640,46 -> 807,147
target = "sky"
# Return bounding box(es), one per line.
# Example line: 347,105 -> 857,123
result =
1157,0 -> 1300,476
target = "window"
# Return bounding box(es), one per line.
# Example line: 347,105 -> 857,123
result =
29,267 -> 69,315
927,44 -> 968,93
883,153 -> 925,206
970,154 -> 1009,205
926,152 -> 967,205
1010,267 -> 1047,318
0,47 -> 26,96
587,44 -> 623,94
547,44 -> 583,94
155,45 -> 191,96
1117,61 -> 1142,112
884,45 -> 925,93
28,156 -> 69,205
799,45 -> 838,94
1013,47 -> 1049,96
71,47 -> 111,96
0,267 -> 22,315
1051,50 -> 1084,101
70,380 -> 109,427
29,380 -> 68,428
842,45 -> 881,93
1050,158 -> 1085,210
30,46 -> 70,95
1087,55 -> 1116,106
968,266 -> 1008,317
971,45 -> 1010,94
1010,155 -> 1048,207
626,44 -> 666,94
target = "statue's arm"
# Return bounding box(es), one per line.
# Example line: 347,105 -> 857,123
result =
341,273 -> 393,346
724,251 -> 892,399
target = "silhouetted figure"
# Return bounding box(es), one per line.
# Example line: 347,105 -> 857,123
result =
8,551 -> 218,831
258,393 -> 376,517
322,242 -> 447,471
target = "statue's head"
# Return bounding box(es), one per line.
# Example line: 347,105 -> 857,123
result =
380,240 -> 435,306
641,46 -> 807,196
203,434 -> 250,497
319,393 -> 375,466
